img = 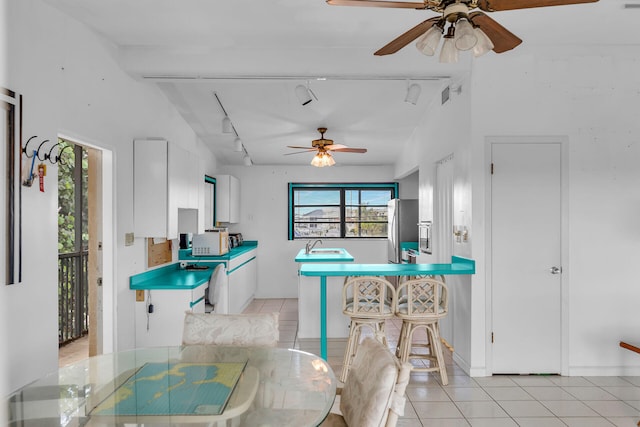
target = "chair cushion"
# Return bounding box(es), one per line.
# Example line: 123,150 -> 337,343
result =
340,338 -> 399,427
182,312 -> 279,346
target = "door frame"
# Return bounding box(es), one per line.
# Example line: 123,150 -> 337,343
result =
484,135 -> 570,376
59,132 -> 115,355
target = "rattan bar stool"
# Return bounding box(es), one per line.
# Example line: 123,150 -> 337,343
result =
340,276 -> 397,383
395,277 -> 449,385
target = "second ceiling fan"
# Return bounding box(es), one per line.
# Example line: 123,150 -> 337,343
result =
326,0 -> 599,59
286,128 -> 367,167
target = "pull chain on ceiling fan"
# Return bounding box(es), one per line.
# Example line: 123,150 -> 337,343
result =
286,128 -> 368,167
327,0 -> 599,62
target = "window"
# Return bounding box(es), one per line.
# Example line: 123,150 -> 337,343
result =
288,183 -> 397,240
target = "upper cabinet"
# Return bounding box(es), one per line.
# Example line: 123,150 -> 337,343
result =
134,139 -> 201,238
215,175 -> 240,224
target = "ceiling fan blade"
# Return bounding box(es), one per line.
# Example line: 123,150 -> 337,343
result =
327,0 -> 428,9
326,144 -> 348,150
285,150 -> 317,156
477,0 -> 598,12
330,148 -> 368,153
374,16 -> 441,56
287,145 -> 315,149
469,12 -> 522,54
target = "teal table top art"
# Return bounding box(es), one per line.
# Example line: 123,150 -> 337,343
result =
91,362 -> 246,416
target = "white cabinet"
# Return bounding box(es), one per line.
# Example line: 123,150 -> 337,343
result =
214,175 -> 240,224
227,249 -> 257,314
134,139 -> 201,238
134,284 -> 206,347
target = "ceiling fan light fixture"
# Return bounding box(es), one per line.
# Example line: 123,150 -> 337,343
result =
310,151 -> 335,167
404,83 -> 422,105
295,84 -> 313,106
454,18 -> 477,51
439,27 -> 458,63
415,25 -> 442,56
222,116 -> 233,133
472,27 -> 494,57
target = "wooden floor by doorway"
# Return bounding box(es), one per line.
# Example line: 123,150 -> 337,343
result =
58,335 -> 88,367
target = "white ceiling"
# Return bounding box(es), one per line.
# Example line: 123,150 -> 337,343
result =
42,0 -> 635,166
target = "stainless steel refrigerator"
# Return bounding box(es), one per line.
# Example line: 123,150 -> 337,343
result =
387,199 -> 419,264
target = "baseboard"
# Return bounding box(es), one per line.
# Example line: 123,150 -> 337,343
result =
568,365 -> 640,376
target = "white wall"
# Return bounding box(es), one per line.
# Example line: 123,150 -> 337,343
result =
395,46 -> 640,377
469,46 -> 640,376
399,73 -> 476,373
1,0 -> 218,393
218,164 -> 399,298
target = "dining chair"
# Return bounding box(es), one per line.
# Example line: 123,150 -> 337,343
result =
181,311 -> 279,346
340,276 -> 397,383
394,277 -> 449,385
321,337 -> 411,427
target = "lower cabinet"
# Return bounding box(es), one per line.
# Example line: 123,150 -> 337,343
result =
134,285 -> 205,348
227,249 -> 257,314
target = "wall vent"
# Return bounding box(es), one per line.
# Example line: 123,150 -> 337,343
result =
441,86 -> 450,105
624,3 -> 640,8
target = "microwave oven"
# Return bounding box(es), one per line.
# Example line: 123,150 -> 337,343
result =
192,230 -> 229,256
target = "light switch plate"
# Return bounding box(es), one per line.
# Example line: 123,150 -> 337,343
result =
125,232 -> 135,246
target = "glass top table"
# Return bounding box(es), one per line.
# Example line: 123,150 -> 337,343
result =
8,345 -> 336,426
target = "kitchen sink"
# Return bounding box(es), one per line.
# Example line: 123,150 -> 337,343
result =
309,249 -> 343,254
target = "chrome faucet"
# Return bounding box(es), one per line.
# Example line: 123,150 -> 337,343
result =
305,239 -> 322,254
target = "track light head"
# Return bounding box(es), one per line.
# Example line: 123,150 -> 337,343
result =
405,83 -> 422,105
222,116 -> 233,133
234,137 -> 243,152
295,84 -> 313,106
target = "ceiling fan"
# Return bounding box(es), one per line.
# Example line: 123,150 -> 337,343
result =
286,128 -> 367,167
326,0 -> 599,58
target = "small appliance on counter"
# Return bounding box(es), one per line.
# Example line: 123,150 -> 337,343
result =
192,229 -> 229,256
229,233 -> 244,248
179,233 -> 193,250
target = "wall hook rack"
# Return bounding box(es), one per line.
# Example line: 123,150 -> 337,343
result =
22,136 -> 38,158
48,142 -> 71,165
22,136 -> 51,161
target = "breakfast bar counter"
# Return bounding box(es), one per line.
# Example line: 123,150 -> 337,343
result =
299,256 -> 475,359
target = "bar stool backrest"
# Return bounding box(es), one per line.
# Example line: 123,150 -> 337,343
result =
342,276 -> 396,318
395,278 -> 448,319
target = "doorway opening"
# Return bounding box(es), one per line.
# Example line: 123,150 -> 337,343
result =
57,137 -> 105,366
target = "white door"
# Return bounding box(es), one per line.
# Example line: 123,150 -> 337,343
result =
491,142 -> 562,374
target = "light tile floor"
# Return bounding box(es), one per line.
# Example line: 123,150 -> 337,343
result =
59,299 -> 640,426
245,299 -> 640,427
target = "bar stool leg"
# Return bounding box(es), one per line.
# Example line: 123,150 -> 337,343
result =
425,322 -> 448,385
341,320 -> 362,382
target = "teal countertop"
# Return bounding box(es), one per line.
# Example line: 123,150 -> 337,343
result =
294,248 -> 354,263
130,262 -> 223,291
299,256 -> 475,277
179,240 -> 258,261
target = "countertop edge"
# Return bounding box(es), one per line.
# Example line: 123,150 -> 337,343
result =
299,256 -> 475,277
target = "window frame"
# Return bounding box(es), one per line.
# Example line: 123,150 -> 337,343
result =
288,182 -> 398,240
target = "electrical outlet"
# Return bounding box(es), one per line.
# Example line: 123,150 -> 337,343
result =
125,232 -> 135,246
136,290 -> 144,302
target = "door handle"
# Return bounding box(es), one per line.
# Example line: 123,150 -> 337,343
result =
549,266 -> 562,275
